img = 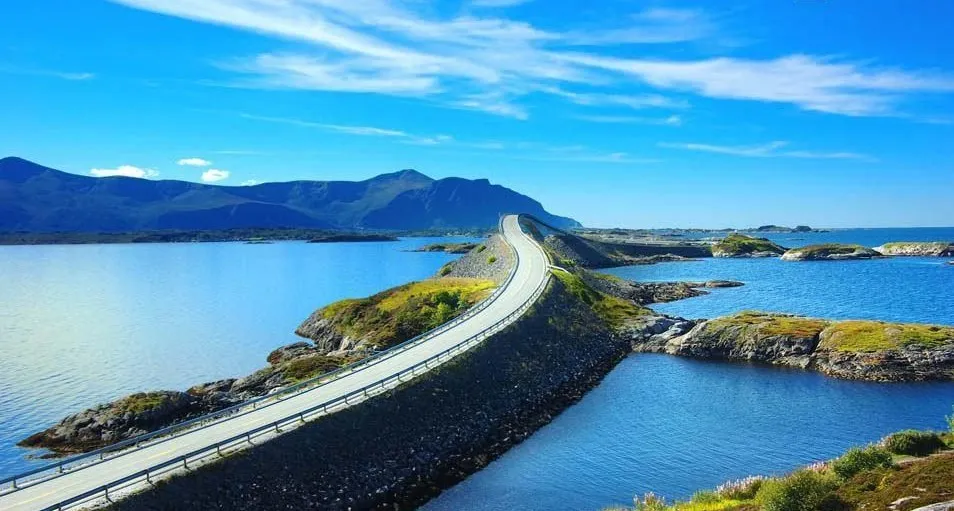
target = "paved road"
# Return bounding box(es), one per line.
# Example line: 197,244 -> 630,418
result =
0,214 -> 551,511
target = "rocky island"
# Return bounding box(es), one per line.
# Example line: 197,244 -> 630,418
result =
875,241 -> 954,257
711,233 -> 787,258
781,243 -> 883,261
631,311 -> 954,381
306,233 -> 399,243
411,241 -> 480,253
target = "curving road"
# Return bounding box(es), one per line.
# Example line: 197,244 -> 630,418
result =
0,214 -> 551,511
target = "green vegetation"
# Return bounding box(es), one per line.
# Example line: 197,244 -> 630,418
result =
610,417 -> 954,511
712,234 -> 785,256
488,255 -> 498,264
439,264 -> 453,276
413,242 -> 479,253
552,269 -> 650,328
883,430 -> 948,456
830,446 -> 893,480
116,392 -> 172,414
781,243 -> 881,261
819,321 -> 954,352
756,470 -> 838,511
283,355 -> 342,381
707,311 -> 828,339
318,278 -> 496,349
477,244 -> 487,253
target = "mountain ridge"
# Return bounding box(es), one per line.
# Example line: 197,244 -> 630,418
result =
0,157 -> 579,232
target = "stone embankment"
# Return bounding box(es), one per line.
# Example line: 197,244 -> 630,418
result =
111,275 -> 631,511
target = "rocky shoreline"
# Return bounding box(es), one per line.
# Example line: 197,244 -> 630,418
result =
626,312 -> 954,382
781,243 -> 883,261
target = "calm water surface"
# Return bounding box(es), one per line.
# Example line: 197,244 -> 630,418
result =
0,238 -> 471,477
425,355 -> 954,511
426,227 -> 954,510
2,227 -> 953,508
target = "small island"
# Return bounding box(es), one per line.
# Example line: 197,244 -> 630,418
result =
306,233 -> 399,243
411,242 -> 480,254
781,243 -> 882,261
711,234 -> 787,258
875,241 -> 954,257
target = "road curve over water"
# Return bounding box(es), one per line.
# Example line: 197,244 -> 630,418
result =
0,214 -> 551,511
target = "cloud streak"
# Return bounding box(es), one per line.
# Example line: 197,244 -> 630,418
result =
201,169 -> 230,182
177,157 -> 212,166
89,165 -> 159,178
659,141 -> 875,161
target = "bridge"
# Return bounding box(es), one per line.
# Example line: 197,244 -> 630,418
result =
0,214 -> 551,511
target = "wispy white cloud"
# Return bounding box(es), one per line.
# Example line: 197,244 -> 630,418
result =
659,141 -> 875,161
240,179 -> 260,186
470,0 -> 534,8
577,114 -> 683,126
0,66 -> 95,81
89,165 -> 159,178
239,112 -> 455,145
177,157 -> 212,167
542,86 -> 688,110
105,0 -> 954,119
201,168 -> 230,182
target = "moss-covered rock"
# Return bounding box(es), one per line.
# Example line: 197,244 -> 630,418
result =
296,277 -> 496,355
633,311 -> 954,381
411,242 -> 479,254
781,243 -> 882,261
875,242 -> 954,257
551,269 -> 652,329
712,234 -> 787,258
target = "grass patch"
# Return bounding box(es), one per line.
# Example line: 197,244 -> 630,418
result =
283,355 -> 342,381
883,430 -> 948,456
116,392 -> 173,414
552,269 -> 650,328
837,453 -> 954,510
477,244 -> 487,253
708,312 -> 828,339
317,278 -> 495,350
712,234 -> 785,256
488,255 -> 498,264
819,321 -> 954,352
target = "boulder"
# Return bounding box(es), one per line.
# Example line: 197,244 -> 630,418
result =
781,244 -> 883,261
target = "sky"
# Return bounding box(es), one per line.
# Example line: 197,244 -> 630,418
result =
1,0 -> 953,228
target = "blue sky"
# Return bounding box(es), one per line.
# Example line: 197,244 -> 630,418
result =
1,0 -> 953,228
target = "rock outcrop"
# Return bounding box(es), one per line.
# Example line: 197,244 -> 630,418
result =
781,243 -> 883,261
711,234 -> 787,258
630,311 -> 954,381
875,242 -> 954,257
411,242 -> 479,254
582,271 -> 743,305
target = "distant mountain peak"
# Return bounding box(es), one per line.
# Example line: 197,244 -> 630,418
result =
0,157 -> 580,232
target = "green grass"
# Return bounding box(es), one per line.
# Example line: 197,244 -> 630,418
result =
488,255 -> 498,264
282,355 -> 342,381
116,392 -> 172,414
819,321 -> 954,352
477,244 -> 487,253
708,312 -> 829,339
317,278 -> 496,350
712,234 -> 784,255
552,269 -> 650,328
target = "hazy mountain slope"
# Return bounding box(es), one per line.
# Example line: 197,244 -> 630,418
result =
0,157 -> 579,231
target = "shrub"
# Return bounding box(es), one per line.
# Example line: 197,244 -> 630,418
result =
487,255 -> 498,264
756,470 -> 838,511
831,446 -> 893,480
715,476 -> 765,500
633,492 -> 667,511
439,264 -> 452,276
883,430 -> 947,456
948,406 -> 954,434
477,245 -> 487,253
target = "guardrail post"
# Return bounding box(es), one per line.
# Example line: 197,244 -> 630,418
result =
11,478 -> 16,489
275,423 -> 280,433
299,413 -> 305,423
216,444 -> 222,456
183,457 -> 189,469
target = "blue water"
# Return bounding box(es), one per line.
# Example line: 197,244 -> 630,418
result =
425,227 -> 954,510
603,256 -> 954,324
683,226 -> 954,249
0,237 -> 473,478
425,355 -> 954,511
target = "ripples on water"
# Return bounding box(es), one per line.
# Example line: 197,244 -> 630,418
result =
0,238 -> 471,477
425,355 -> 954,511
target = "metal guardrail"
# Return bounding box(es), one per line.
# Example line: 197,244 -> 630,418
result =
1,217 -> 520,495
31,215 -> 550,511
3,215 -> 550,511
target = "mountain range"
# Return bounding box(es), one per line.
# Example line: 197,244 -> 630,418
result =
0,157 -> 579,232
